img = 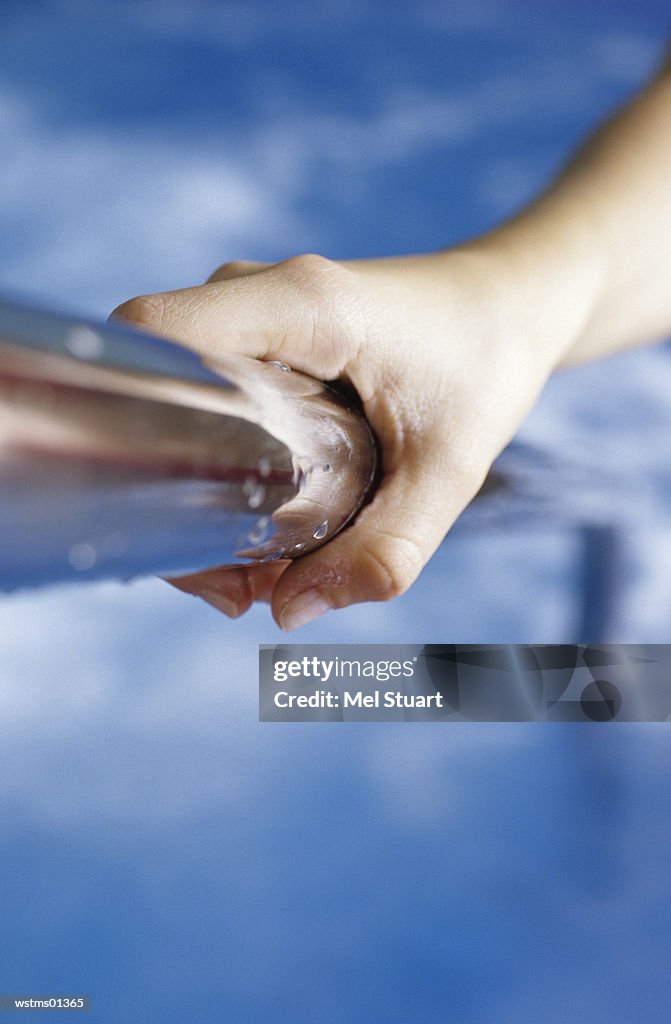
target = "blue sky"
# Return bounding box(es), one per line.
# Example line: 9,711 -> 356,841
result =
1,2 -> 671,1021
1,0 -> 667,309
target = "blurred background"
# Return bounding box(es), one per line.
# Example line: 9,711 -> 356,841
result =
1,1 -> 671,1020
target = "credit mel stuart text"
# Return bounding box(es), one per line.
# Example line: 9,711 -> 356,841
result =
259,644 -> 671,722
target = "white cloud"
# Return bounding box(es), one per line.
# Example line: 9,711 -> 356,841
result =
592,31 -> 662,84
2,17 -> 663,315
363,724 -> 533,830
418,0 -> 508,34
518,344 -> 671,499
0,578 -> 271,827
0,93 -> 309,312
112,0 -> 368,48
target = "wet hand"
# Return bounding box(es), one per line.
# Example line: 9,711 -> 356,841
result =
111,249 -> 562,629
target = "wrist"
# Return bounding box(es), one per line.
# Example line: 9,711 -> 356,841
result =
447,199 -> 606,373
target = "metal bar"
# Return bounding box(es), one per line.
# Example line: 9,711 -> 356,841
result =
0,297 -> 378,590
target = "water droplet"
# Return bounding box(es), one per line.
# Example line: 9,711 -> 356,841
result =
247,517 -> 270,545
313,520 -> 329,540
65,327 -> 104,360
242,476 -> 266,509
267,360 -> 291,372
257,456 -> 272,478
293,542 -> 306,552
68,542 -> 97,571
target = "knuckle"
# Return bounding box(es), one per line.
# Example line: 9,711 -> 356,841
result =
221,259 -> 250,274
358,531 -> 424,602
256,253 -> 358,372
283,252 -> 331,274
209,259 -> 259,281
279,253 -> 344,296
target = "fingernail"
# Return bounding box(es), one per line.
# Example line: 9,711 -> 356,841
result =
200,590 -> 243,618
279,591 -> 332,631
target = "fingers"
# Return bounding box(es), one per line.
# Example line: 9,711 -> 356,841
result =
109,276 -> 291,362
167,434 -> 483,631
109,254 -> 356,379
269,450 -> 485,630
168,561 -> 290,617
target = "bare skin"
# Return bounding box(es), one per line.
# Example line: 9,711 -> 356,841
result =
112,54 -> 671,630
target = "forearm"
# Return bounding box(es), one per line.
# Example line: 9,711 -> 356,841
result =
459,51 -> 671,369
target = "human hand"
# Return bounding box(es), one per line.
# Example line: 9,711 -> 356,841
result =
109,54 -> 671,629
110,244 -> 578,629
